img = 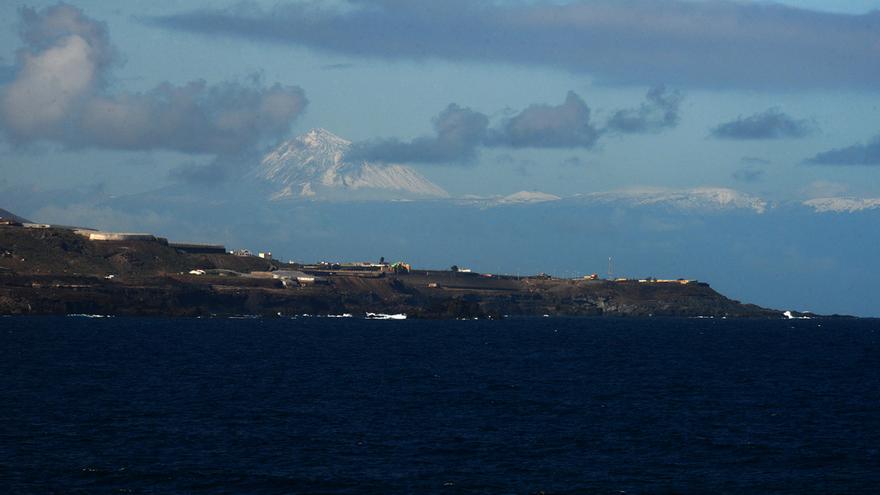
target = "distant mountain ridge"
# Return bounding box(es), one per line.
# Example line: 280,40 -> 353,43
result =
803,197 -> 880,213
458,187 -> 768,213
255,129 -> 449,200
576,187 -> 769,214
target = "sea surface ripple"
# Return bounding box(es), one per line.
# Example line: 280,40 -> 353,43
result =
1,317 -> 878,494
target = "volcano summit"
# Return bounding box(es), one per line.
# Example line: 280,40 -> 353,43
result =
256,129 -> 449,201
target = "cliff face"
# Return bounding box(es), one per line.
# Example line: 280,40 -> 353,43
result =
0,226 -> 780,318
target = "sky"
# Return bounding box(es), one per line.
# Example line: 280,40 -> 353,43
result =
1,0 -> 880,315
1,0 -> 879,198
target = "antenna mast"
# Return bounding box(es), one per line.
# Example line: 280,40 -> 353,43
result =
608,256 -> 613,280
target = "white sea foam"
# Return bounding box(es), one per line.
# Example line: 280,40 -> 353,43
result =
365,312 -> 407,320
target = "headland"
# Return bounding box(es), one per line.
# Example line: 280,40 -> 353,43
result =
0,214 -> 792,318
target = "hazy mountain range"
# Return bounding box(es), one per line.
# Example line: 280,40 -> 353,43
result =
249,129 -> 877,215
2,128 -> 879,316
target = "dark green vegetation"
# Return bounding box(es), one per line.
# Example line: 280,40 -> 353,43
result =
0,226 -> 782,318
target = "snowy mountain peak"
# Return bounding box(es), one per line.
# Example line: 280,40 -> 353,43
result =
300,128 -> 351,149
256,129 -> 448,200
499,191 -> 562,204
803,197 -> 880,213
580,187 -> 768,214
454,190 -> 562,207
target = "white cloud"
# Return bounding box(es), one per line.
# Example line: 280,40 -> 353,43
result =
2,32 -> 97,137
0,4 -> 307,156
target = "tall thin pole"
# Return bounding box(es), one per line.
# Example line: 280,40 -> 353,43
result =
608,256 -> 613,280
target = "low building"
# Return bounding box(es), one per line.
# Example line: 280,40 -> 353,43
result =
258,252 -> 272,260
75,230 -> 157,242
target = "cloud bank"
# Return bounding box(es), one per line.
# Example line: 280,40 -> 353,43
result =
349,87 -> 679,164
488,91 -> 600,149
347,104 -> 488,163
152,0 -> 880,90
710,109 -> 815,140
806,135 -> 880,166
0,4 -> 307,156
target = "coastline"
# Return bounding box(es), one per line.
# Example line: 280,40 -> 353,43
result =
0,225 -> 800,319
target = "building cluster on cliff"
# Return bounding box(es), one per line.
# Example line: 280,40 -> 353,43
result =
1,208 -> 694,285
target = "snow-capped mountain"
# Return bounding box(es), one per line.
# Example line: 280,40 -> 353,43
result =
575,187 -> 768,214
456,191 -> 562,207
455,187 -> 769,212
803,197 -> 880,213
497,191 -> 562,204
256,129 -> 448,200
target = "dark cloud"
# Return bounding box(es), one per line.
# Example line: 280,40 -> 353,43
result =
347,88 -> 684,164
732,168 -> 765,183
151,0 -> 880,90
0,4 -> 307,156
347,104 -> 488,164
488,91 -> 601,148
349,91 -> 603,164
711,109 -> 815,140
806,135 -> 880,166
606,86 -> 683,133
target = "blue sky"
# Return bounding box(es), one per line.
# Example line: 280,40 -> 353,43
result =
1,1 -> 880,315
1,0 -> 879,198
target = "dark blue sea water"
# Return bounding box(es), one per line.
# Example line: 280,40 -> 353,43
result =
1,317 -> 879,494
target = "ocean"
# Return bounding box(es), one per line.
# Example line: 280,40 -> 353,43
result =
1,316 -> 878,494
